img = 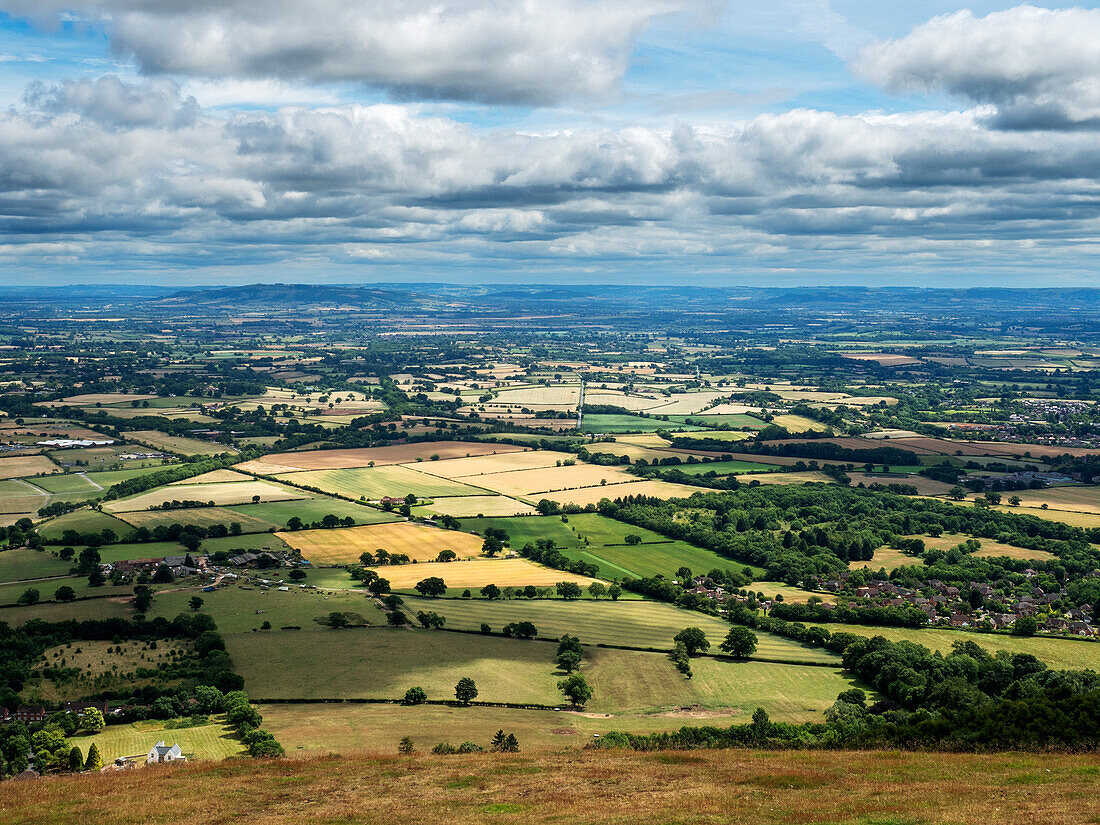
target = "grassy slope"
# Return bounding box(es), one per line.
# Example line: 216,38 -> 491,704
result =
71,717 -> 245,763
0,548 -> 72,582
4,750 -> 1097,825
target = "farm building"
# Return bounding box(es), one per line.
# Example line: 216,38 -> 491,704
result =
146,742 -> 186,764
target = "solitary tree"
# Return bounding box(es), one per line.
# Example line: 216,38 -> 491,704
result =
403,686 -> 427,705
414,577 -> 447,597
84,742 -> 104,772
624,534 -> 642,545
480,583 -> 501,600
455,677 -> 479,705
719,627 -> 757,659
556,649 -> 581,673
674,627 -> 710,656
68,746 -> 83,773
398,736 -> 415,755
17,588 -> 39,606
558,674 -> 592,708
288,569 -> 307,582
189,596 -> 204,611
53,585 -> 76,603
80,708 -> 106,733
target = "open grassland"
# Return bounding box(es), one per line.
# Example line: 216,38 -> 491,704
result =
170,469 -> 252,484
0,454 -> 58,479
750,581 -> 838,604
366,558 -> 599,590
810,623 -> 1100,671
224,497 -> 400,528
4,749 -> 1098,825
0,597 -> 130,624
582,414 -> 680,433
104,480 -> 305,513
734,471 -> 836,486
123,431 -> 231,457
148,584 -> 387,635
768,414 -> 830,433
34,639 -> 187,701
848,472 -> 958,495
278,522 -> 485,563
276,465 -> 491,500
72,717 -> 245,763
398,596 -> 835,663
412,450 -> 570,478
673,459 -> 780,475
990,503 -> 1100,529
0,575 -> 133,606
236,442 -> 525,473
460,515 -> 583,549
851,546 -> 921,572
36,510 -> 135,541
0,547 -> 72,582
29,473 -> 102,495
917,532 -> 1058,562
559,542 -> 762,580
415,495 -> 536,518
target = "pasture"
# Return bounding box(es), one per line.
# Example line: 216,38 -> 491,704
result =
103,480 -> 305,513
0,547 -> 72,582
367,558 -> 599,590
73,718 -> 245,763
170,469 -> 252,484
415,495 -> 536,518
37,510 -> 134,542
277,522 -> 485,564
398,595 -> 835,662
123,431 -> 231,457
224,497 -> 399,528
671,460 -> 780,475
851,546 -> 921,572
276,465 -> 492,500
30,473 -> 103,495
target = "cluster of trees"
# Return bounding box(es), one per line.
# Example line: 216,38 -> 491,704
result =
285,514 -> 356,531
515,538 -> 599,579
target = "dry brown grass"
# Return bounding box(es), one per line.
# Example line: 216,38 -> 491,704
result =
411,451 -> 572,479
462,464 -> 638,496
277,522 -> 485,563
104,480 -> 305,513
361,557 -> 600,589
538,479 -> 700,507
0,455 -> 58,479
847,472 -> 957,495
3,749 -> 1098,825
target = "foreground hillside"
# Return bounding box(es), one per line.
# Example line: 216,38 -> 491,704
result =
2,750 -> 1098,825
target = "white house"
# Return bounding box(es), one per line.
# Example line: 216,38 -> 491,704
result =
146,742 -> 185,764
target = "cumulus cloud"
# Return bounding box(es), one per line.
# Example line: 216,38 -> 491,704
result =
856,5 -> 1100,130
2,0 -> 680,105
4,76 -> 1100,277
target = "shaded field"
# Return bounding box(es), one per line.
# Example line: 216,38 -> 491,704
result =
0,597 -> 131,624
276,465 -> 491,500
5,749 -> 1099,825
673,460 -> 780,475
236,442 -> 526,473
398,595 -> 835,663
366,558 -> 599,590
36,510 -> 135,541
461,515 -> 583,549
278,522 -> 485,563
115,506 -> 280,533
170,469 -> 252,484
72,717 -> 245,763
810,623 -> 1100,671
104,480 -> 305,513
83,466 -> 175,488
223,498 -> 400,528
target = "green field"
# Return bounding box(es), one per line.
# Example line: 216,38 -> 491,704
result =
228,627 -> 851,718
84,466 -> 179,488
30,473 -> 102,495
812,623 -> 1100,671
398,595 -> 835,663
672,460 -> 782,475
276,466 -> 492,500
37,510 -> 135,542
73,717 -> 245,763
460,515 -> 583,549
148,584 -> 387,635
223,497 -> 401,528
0,547 -> 72,582
0,597 -> 131,624
668,414 -> 766,428
583,414 -> 706,434
0,575 -> 133,606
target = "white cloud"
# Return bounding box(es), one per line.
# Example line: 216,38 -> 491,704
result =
3,0 -> 682,105
856,5 -> 1100,129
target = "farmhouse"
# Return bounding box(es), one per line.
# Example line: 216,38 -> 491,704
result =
146,741 -> 186,764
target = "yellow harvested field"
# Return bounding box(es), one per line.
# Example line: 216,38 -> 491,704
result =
277,521 -> 485,563
734,471 -> 836,485
542,479 -> 700,507
464,464 -> 638,496
989,486 -> 1100,514
171,469 -> 252,485
918,533 -> 1056,562
489,385 -> 580,407
0,455 -> 58,479
412,450 -> 573,479
769,414 -> 830,433
235,441 -> 525,473
990,504 -> 1100,529
644,392 -> 728,415
419,496 -> 537,518
752,581 -> 837,604
703,403 -> 764,415
105,480 -> 305,513
363,557 -> 601,589
851,546 -> 921,572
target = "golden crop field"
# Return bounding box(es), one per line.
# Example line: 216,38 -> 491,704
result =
410,450 -> 571,478
0,455 -> 58,479
990,485 -> 1100,514
463,464 -> 638,496
540,479 -> 700,507
643,391 -> 728,415
57,393 -> 158,405
277,521 -> 485,563
105,480 -> 305,513
170,469 -> 252,484
276,465 -> 491,500
990,504 -> 1100,529
769,414 -> 829,433
417,495 -> 537,517
363,557 -> 600,589
488,385 -> 580,407
235,441 -> 525,473
918,533 -> 1057,562
851,546 -> 920,572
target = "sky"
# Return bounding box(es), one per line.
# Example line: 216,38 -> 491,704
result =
2,1 -> 1100,287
